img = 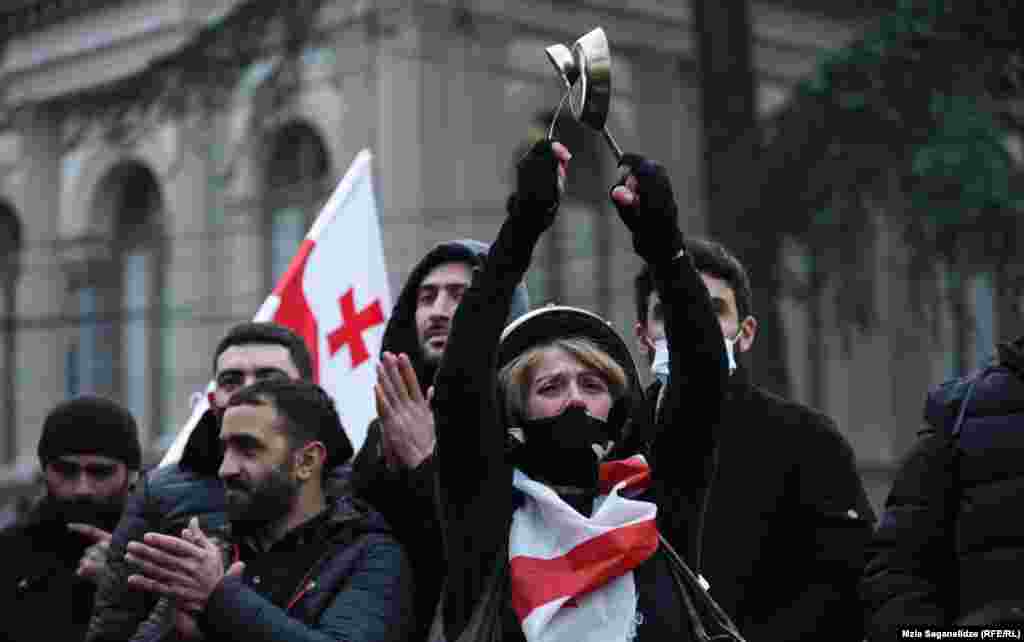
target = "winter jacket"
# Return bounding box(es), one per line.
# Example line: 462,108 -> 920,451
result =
0,504 -> 102,642
862,336 -> 1024,637
691,372 -> 875,642
199,493 -> 415,642
431,213 -> 728,642
87,408 -> 229,642
351,239 -> 529,641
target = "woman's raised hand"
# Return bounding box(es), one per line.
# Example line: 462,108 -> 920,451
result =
506,140 -> 572,243
609,153 -> 684,265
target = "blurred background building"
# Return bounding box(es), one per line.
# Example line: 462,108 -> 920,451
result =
0,0 -> 1021,511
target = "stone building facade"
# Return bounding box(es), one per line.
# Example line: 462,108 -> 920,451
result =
1,0 -> 1015,510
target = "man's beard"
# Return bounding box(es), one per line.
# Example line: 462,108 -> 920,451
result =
224,463 -> 300,534
37,492 -> 127,533
419,337 -> 444,367
419,322 -> 451,368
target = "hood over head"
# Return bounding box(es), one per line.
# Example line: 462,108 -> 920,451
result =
381,238 -> 530,393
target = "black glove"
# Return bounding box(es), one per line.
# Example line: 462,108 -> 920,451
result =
610,153 -> 684,265
505,139 -> 561,244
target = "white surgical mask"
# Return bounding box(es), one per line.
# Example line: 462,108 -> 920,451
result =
651,338 -> 670,385
724,329 -> 740,375
651,329 -> 740,385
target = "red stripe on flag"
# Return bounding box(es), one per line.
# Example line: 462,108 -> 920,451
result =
271,238 -> 320,383
598,458 -> 651,496
509,519 -> 659,622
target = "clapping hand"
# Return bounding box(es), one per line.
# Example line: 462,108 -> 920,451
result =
125,518 -> 244,609
375,352 -> 437,471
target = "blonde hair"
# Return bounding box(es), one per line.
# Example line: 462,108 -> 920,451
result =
498,337 -> 628,425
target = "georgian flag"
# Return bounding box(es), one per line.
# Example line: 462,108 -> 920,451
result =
161,150 -> 390,466
509,455 -> 659,642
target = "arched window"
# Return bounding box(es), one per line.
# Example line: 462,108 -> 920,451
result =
0,203 -> 21,464
264,122 -> 331,289
73,162 -> 165,444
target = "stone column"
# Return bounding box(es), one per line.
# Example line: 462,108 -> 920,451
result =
9,106 -> 66,466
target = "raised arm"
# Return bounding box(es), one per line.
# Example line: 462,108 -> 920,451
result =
432,140 -> 567,639
651,253 -> 726,467
609,155 -> 727,563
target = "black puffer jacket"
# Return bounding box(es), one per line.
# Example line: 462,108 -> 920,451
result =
87,409 -> 229,642
862,336 -> 1024,637
351,239 -> 529,641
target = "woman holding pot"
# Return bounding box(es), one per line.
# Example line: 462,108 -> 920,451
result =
429,139 -> 732,642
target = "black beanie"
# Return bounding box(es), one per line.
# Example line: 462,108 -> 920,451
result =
38,396 -> 142,471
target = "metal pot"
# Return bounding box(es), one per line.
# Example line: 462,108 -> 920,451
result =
544,27 -> 622,160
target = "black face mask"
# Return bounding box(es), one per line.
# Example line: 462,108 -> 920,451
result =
37,494 -> 126,534
514,405 -> 615,490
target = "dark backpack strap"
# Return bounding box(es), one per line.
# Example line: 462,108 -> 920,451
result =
658,534 -> 746,642
943,368 -> 986,531
951,370 -> 986,438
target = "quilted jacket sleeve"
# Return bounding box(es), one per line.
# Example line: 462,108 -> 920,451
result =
861,428 -> 958,640
86,473 -> 162,642
202,533 -> 414,642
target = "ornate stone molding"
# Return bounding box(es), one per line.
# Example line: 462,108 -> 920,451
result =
56,235 -> 115,289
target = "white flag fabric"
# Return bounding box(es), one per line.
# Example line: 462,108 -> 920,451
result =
509,456 -> 659,642
161,149 -> 390,467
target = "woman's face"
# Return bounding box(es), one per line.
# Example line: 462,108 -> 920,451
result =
524,347 -> 614,422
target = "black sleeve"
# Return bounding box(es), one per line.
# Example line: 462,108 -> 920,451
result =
352,422 -> 445,640
432,217 -> 537,640
647,252 -> 728,567
861,429 -> 957,640
202,534 -> 414,642
752,414 -> 876,642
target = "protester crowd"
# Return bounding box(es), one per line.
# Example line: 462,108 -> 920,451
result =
1,136 -> 1018,642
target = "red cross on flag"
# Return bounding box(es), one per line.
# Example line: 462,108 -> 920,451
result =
161,150 -> 390,466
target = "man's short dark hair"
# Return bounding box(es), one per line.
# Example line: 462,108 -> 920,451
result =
213,322 -> 315,380
634,238 -> 754,324
226,379 -> 354,470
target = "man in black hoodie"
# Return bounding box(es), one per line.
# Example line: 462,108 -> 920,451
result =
634,239 -> 876,642
352,239 -> 529,638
